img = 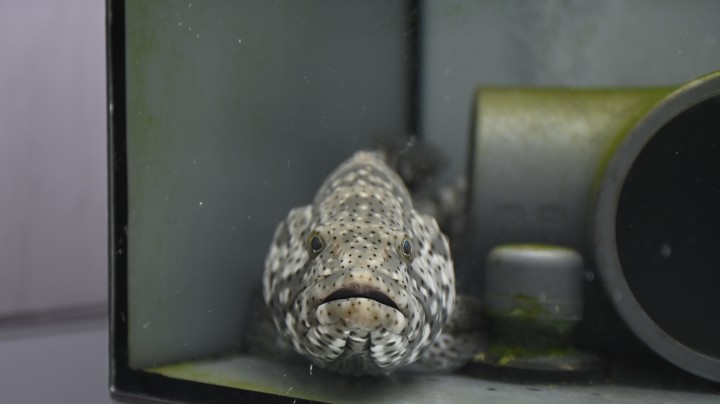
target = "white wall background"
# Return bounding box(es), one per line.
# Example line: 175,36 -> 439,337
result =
0,0 -> 106,316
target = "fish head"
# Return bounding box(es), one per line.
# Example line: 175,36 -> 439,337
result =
264,205 -> 455,375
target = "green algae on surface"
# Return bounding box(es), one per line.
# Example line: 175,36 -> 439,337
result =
501,294 -> 546,318
484,293 -> 574,324
148,355 -> 327,402
477,343 -> 577,367
588,87 -> 675,195
484,293 -> 577,353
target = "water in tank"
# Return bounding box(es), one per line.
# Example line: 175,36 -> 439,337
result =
109,1 -> 720,402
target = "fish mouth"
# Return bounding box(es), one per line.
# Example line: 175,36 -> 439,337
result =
313,280 -> 411,335
322,286 -> 400,311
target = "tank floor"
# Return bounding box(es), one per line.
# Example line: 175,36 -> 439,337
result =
148,354 -> 719,403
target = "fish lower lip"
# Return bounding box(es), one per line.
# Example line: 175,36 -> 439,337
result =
322,287 -> 400,311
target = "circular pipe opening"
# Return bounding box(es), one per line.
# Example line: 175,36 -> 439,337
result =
595,73 -> 720,382
616,94 -> 720,359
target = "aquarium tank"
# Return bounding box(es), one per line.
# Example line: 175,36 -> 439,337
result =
108,0 -> 720,402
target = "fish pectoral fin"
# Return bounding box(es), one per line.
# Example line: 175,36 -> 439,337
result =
418,330 -> 487,371
418,295 -> 487,371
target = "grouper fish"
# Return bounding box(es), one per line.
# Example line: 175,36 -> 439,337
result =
263,151 -> 477,376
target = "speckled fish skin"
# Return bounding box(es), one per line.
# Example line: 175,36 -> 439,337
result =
263,151 -> 455,375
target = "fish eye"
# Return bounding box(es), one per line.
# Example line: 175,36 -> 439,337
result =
307,233 -> 325,257
399,238 -> 413,260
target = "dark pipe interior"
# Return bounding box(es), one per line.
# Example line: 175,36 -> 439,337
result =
616,94 -> 720,358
